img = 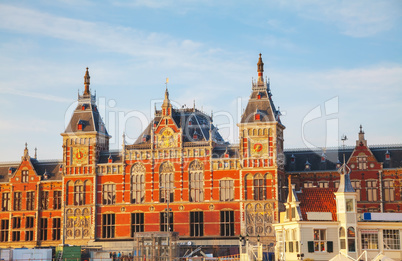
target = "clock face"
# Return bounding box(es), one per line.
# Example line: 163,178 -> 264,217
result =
158,128 -> 177,148
250,138 -> 268,157
73,147 -> 88,165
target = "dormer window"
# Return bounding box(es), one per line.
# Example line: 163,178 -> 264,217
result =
193,131 -> 198,140
108,155 -> 113,163
336,159 -> 342,169
385,150 -> 390,160
321,153 -> 326,163
77,120 -> 84,131
257,92 -> 262,100
291,154 -> 295,164
255,113 -> 261,121
81,104 -> 86,110
142,135 -> 147,142
305,160 -> 311,170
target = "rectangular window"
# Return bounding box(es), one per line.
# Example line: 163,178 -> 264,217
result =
53,191 -> 62,209
220,180 -> 234,201
304,182 -> 313,188
131,213 -> 144,237
14,192 -> 22,211
52,218 -> 61,240
383,229 -> 400,250
190,211 -> 204,237
254,178 -> 264,200
102,214 -> 115,238
313,229 -> 326,252
26,191 -> 35,210
220,210 -> 234,236
0,220 -> 9,242
39,218 -> 48,241
318,181 -> 329,188
131,175 -> 145,204
2,192 -> 10,211
40,191 -> 49,210
74,185 -> 84,205
103,184 -> 116,205
21,170 -> 29,183
361,231 -> 378,250
160,212 -> 173,232
351,180 -> 361,201
12,217 -> 21,242
384,180 -> 394,202
366,180 -> 377,202
357,156 -> 367,170
25,217 -> 34,241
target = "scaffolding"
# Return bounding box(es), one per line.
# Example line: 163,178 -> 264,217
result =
132,231 -> 179,260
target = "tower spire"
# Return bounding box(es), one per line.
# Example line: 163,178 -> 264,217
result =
257,53 -> 264,83
83,67 -> 90,96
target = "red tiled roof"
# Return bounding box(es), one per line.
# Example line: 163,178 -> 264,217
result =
297,188 -> 337,221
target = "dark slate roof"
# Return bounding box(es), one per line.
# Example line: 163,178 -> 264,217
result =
0,159 -> 62,182
212,146 -> 240,159
64,99 -> 109,136
134,108 -> 225,145
98,151 -> 123,164
240,81 -> 282,125
284,145 -> 402,172
297,188 -> 337,221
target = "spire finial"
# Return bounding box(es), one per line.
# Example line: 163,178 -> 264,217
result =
34,147 -> 37,159
359,124 -> 363,133
257,53 -> 264,83
83,67 -> 90,95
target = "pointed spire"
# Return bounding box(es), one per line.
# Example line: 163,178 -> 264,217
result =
34,147 -> 37,159
357,125 -> 367,146
23,142 -> 29,160
162,82 -> 172,116
257,53 -> 264,83
83,67 -> 90,96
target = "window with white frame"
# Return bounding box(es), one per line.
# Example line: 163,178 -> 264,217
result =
366,180 -> 377,202
357,156 -> 367,170
103,184 -> 116,205
351,180 -> 361,201
131,163 -> 145,204
361,230 -> 378,250
348,227 -> 356,252
314,229 -> 326,252
383,229 -> 400,250
383,180 -> 394,202
304,182 -> 313,188
220,179 -> 234,201
339,227 -> 346,249
318,181 -> 329,188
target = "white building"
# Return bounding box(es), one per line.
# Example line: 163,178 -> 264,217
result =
274,161 -> 402,261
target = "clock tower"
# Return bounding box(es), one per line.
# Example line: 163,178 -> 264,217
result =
238,54 -> 286,246
60,68 -> 110,244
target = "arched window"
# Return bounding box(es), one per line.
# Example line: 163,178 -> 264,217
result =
220,178 -> 234,201
253,129 -> 257,136
131,163 -> 145,204
159,162 -> 174,203
339,227 -> 346,249
258,129 -> 262,136
74,180 -> 84,206
347,227 -> 356,252
189,160 -> 204,202
254,173 -> 264,200
244,174 -> 253,200
265,173 -> 273,199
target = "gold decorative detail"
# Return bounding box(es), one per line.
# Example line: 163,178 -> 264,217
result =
179,205 -> 184,211
250,138 -> 268,157
73,147 -> 88,165
209,204 -> 214,210
120,207 -> 126,212
157,127 -> 177,148
131,163 -> 145,174
149,206 -> 155,211
189,160 -> 204,171
160,162 -> 174,173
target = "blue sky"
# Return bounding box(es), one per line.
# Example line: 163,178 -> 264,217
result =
0,0 -> 401,161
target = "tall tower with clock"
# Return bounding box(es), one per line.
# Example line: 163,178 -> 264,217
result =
238,54 -> 286,246
61,68 -> 110,244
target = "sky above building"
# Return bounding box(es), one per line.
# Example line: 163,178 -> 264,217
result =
0,0 -> 401,161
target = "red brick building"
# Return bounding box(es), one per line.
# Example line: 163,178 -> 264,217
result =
0,55 -> 400,256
